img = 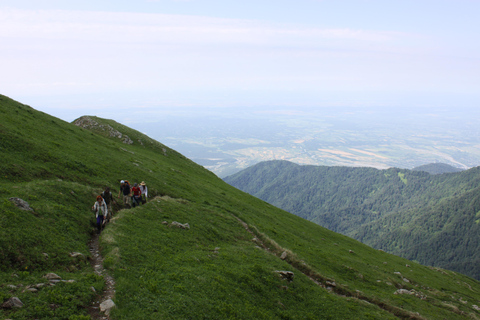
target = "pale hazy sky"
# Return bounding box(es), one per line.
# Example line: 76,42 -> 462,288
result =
1,0 -> 479,122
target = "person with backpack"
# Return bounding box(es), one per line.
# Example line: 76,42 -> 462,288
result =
118,180 -> 131,208
102,186 -> 114,220
140,181 -> 148,204
131,183 -> 142,207
92,195 -> 107,234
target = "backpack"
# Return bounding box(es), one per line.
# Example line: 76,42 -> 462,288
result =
123,183 -> 131,196
102,191 -> 112,204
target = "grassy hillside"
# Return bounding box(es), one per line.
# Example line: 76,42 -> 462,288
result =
2,95 -> 480,319
223,160 -> 480,280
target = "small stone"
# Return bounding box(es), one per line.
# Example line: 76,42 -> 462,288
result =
69,252 -> 84,258
280,251 -> 288,260
44,273 -> 62,280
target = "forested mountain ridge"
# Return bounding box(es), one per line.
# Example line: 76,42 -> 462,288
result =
412,163 -> 464,174
224,160 -> 480,279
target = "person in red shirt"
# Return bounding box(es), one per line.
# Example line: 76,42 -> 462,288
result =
131,183 -> 142,207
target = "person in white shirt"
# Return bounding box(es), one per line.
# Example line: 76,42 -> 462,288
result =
140,181 -> 148,204
92,195 -> 107,234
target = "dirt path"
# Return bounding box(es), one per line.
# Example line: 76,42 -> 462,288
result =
88,231 -> 116,320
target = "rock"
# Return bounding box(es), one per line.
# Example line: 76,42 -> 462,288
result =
171,221 -> 190,229
73,116 -> 133,145
394,289 -> 427,300
394,289 -> 411,295
473,305 -> 480,311
403,278 -> 410,283
325,281 -> 336,287
394,272 -> 402,276
6,285 -> 16,289
280,251 -> 288,260
26,288 -> 38,293
2,297 -> 23,308
275,271 -> 295,282
69,252 -> 84,258
8,198 -> 33,211
349,250 -> 355,254
44,273 -> 62,280
100,299 -> 116,315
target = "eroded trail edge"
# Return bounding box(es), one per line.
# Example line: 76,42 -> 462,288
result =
88,232 -> 116,320
233,214 -> 424,320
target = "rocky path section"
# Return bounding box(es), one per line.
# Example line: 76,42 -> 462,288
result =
88,232 -> 116,320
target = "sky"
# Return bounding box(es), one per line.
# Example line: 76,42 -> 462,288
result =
1,0 -> 479,122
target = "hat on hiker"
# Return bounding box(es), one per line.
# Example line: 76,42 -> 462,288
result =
120,180 -> 125,184
140,181 -> 146,186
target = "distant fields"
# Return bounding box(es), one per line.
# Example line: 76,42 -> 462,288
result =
134,106 -> 480,177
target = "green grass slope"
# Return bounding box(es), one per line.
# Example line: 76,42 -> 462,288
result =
224,160 -> 480,280
2,94 -> 480,319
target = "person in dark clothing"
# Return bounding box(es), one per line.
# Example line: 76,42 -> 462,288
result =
118,180 -> 131,208
102,187 -> 114,220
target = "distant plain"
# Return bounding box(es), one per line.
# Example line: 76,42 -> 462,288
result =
136,106 -> 480,177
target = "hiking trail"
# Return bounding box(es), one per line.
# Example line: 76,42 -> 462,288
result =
88,231 -> 116,320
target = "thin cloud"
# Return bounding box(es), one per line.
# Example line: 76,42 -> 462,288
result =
0,8 -> 406,46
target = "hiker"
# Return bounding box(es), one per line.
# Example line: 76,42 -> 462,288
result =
118,180 -> 131,208
102,187 -> 114,220
140,181 -> 148,204
131,183 -> 142,207
92,195 -> 107,234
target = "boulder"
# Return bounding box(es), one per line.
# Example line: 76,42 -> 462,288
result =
2,297 -> 23,308
171,221 -> 190,229
275,271 -> 295,282
8,198 -> 33,211
100,299 -> 116,315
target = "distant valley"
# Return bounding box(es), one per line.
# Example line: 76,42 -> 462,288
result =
135,106 -> 480,177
